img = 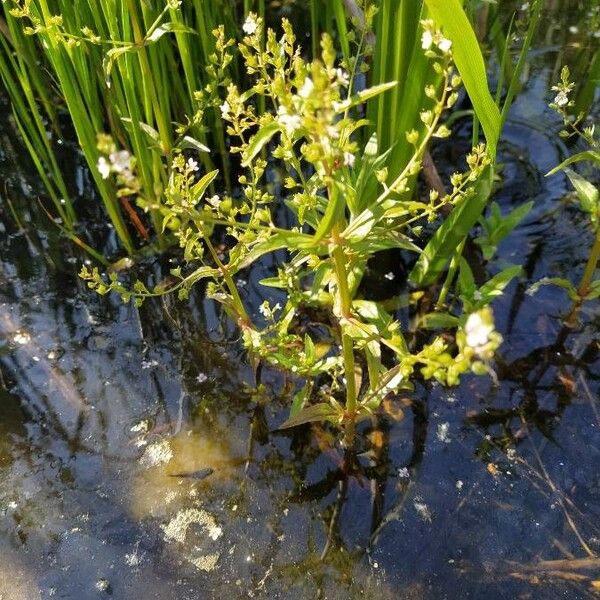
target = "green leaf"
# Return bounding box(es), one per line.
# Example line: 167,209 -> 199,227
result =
546,151 -> 600,176
334,81 -> 397,113
458,258 -> 475,299
410,165 -> 493,287
527,277 -> 579,301
289,382 -> 314,420
190,169 -> 218,202
120,117 -> 160,146
258,277 -> 287,288
473,265 -> 522,307
312,179 -> 345,242
564,169 -> 599,221
584,279 -> 600,300
424,0 -> 501,157
419,312 -> 460,329
304,334 -> 316,363
179,136 -> 210,153
278,402 -> 341,429
362,364 -> 407,406
237,231 -> 317,270
103,45 -> 138,81
145,22 -> 196,44
241,121 -> 280,166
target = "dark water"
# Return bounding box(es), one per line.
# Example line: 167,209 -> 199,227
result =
1,6 -> 600,600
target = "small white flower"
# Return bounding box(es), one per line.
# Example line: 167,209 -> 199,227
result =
220,101 -> 230,117
196,373 -> 208,383
384,271 -> 395,281
465,312 -> 494,348
437,36 -> 452,53
335,68 -> 350,87
242,14 -> 258,35
554,90 -> 569,107
97,156 -> 111,179
187,157 -> 199,172
109,150 -> 131,174
421,30 -> 433,50
326,125 -> 340,140
207,194 -> 221,208
298,77 -> 314,98
277,107 -> 302,134
343,152 -> 355,168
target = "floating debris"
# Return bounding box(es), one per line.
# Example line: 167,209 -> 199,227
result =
13,332 -> 31,345
398,467 -> 410,479
436,422 -> 450,443
130,420 -> 150,434
413,497 -> 432,523
188,552 -> 220,572
140,440 -> 173,468
141,359 -> 159,370
161,508 -> 222,544
94,578 -> 110,593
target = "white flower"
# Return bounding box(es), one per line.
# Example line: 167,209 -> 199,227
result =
97,156 -> 111,179
335,68 -> 350,87
109,150 -> 131,174
207,194 -> 221,208
298,77 -> 314,98
196,373 -> 208,383
465,312 -> 494,348
326,125 -> 340,140
220,101 -> 230,117
187,157 -> 199,172
421,30 -> 433,50
437,36 -> 452,53
277,107 -> 302,134
554,90 -> 569,107
343,152 -> 355,168
242,14 -> 258,35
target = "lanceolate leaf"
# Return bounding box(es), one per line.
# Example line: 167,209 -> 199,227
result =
278,402 -> 341,429
564,169 -> 599,222
241,121 -> 281,166
424,0 -> 501,157
546,151 -> 600,176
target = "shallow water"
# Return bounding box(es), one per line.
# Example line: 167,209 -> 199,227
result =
1,5 -> 600,599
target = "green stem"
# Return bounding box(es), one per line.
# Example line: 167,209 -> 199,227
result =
578,227 -> 600,298
436,238 -> 465,309
205,237 -> 252,326
332,237 -> 357,417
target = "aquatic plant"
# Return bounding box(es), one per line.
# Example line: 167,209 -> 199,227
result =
81,15 -> 522,442
0,0 -> 240,252
0,0 -> 539,259
529,66 -> 600,317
